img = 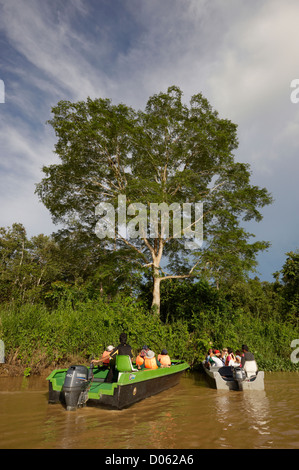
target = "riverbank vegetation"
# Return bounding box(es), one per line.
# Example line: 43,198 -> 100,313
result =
0,243 -> 298,375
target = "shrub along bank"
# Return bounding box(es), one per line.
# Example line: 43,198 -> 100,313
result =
0,292 -> 298,376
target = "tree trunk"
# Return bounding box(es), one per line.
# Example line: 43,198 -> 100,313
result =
151,265 -> 161,315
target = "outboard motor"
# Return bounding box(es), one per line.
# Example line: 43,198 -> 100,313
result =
233,366 -> 246,389
62,365 -> 89,411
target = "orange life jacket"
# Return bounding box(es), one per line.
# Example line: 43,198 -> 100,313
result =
136,355 -> 144,366
101,351 -> 110,365
144,356 -> 158,369
158,354 -> 171,366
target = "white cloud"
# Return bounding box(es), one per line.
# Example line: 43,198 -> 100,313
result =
0,116 -> 57,235
0,0 -> 108,101
207,1 -> 299,116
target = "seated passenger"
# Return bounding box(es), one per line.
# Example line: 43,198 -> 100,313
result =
140,350 -> 161,369
110,333 -> 133,359
101,345 -> 114,365
204,348 -> 213,368
235,350 -> 242,365
209,350 -> 224,367
98,332 -> 133,383
220,349 -> 227,365
225,348 -> 236,366
158,349 -> 171,367
135,346 -> 148,369
241,344 -> 256,367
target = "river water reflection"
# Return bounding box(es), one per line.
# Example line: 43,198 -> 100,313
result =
0,371 -> 298,449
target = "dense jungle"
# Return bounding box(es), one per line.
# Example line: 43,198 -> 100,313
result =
0,223 -> 298,375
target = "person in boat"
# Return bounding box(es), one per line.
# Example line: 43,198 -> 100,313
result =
158,349 -> 171,367
140,349 -> 162,369
209,350 -> 224,367
101,345 -> 114,366
135,345 -> 148,369
235,350 -> 242,364
241,344 -> 255,367
204,348 -> 214,368
109,333 -> 133,359
92,333 -> 133,382
225,348 -> 236,366
106,332 -> 133,382
220,348 -> 228,365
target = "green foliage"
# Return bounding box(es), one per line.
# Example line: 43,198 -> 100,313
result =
0,224 -> 64,304
1,281 -> 299,373
280,251 -> 299,323
1,233 -> 299,374
35,86 -> 272,312
0,296 -> 191,369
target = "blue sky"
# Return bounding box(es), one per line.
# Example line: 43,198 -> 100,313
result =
0,0 -> 298,281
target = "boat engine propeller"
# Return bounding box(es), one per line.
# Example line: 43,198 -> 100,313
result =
62,363 -> 94,411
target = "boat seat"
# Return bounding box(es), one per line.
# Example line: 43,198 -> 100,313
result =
218,366 -> 234,378
116,355 -> 138,372
243,360 -> 258,379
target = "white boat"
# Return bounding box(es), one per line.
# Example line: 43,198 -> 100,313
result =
202,360 -> 264,391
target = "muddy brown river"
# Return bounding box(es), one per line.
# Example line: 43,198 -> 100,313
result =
0,371 -> 298,449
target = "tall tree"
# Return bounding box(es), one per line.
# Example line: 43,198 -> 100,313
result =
36,86 -> 272,314
0,224 -> 60,302
280,251 -> 299,322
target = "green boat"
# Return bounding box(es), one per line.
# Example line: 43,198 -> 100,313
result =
47,355 -> 189,411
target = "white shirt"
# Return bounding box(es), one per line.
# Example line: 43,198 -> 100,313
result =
211,356 -> 223,367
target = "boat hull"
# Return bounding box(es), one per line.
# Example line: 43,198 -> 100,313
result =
47,360 -> 189,410
88,369 -> 184,409
202,363 -> 264,391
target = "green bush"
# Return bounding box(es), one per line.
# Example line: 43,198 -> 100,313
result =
0,296 -> 191,369
1,291 -> 299,373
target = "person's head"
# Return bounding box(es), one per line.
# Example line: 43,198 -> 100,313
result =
142,344 -> 149,351
161,349 -> 168,355
228,347 -> 233,354
106,345 -> 114,352
222,348 -> 228,354
214,349 -> 220,356
119,333 -> 127,344
146,350 -> 155,359
242,344 -> 249,352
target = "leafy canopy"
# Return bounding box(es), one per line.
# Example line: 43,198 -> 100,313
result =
36,86 -> 272,305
